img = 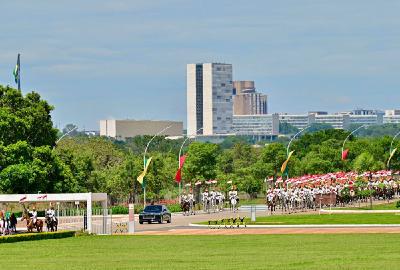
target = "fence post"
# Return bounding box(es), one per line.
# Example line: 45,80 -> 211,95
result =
251,206 -> 256,222
129,204 -> 135,234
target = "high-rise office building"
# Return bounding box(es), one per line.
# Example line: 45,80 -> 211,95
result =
187,63 -> 233,136
233,81 -> 267,115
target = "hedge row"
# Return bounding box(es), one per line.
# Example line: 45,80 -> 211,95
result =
108,203 -> 183,214
0,231 -> 75,244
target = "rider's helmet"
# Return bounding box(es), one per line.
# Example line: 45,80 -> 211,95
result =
32,206 -> 36,211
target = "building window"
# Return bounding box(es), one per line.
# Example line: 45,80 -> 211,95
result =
221,83 -> 226,87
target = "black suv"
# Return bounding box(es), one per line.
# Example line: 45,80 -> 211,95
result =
139,205 -> 171,224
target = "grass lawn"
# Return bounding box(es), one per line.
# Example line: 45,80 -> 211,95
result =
199,213 -> 400,225
1,234 -> 399,270
336,201 -> 399,211
250,213 -> 400,225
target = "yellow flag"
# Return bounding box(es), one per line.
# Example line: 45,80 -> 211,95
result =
387,148 -> 397,168
281,151 -> 295,173
137,157 -> 153,185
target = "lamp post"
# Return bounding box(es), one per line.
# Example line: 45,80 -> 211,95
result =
178,127 -> 203,202
341,124 -> 368,157
284,125 -> 310,189
55,126 -> 78,145
286,125 -> 310,173
142,125 -> 172,208
388,130 -> 400,169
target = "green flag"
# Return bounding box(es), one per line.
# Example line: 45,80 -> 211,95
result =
13,54 -> 20,90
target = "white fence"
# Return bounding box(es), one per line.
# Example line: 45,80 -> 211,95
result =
56,208 -> 113,234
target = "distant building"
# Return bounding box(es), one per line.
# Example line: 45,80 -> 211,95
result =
99,120 -> 183,140
384,110 -> 400,124
233,81 -> 267,115
279,109 -> 385,131
232,114 -> 279,138
279,114 -> 313,129
314,114 -> 350,129
308,111 -> 328,115
187,63 -> 233,136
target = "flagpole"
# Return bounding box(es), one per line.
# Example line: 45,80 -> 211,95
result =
285,125 -> 310,181
388,130 -> 400,170
341,124 -> 368,159
178,127 -> 203,203
143,125 -> 172,208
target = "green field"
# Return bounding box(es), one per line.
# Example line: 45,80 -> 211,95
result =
1,235 -> 399,270
201,213 -> 400,225
336,201 -> 399,211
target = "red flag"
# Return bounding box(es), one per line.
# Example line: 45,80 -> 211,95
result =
179,155 -> 187,168
175,168 -> 182,183
175,155 -> 187,183
342,149 -> 349,160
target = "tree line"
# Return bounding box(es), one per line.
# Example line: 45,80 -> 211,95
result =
1,85 -> 400,203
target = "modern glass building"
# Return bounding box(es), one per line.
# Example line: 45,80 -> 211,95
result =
187,63 -> 233,136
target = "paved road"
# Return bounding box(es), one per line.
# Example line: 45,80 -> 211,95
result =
113,207 -> 319,232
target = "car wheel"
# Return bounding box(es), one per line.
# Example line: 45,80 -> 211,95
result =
167,218 -> 171,223
139,221 -> 143,224
148,221 -> 151,224
158,217 -> 163,224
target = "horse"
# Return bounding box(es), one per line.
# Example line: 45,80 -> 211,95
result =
21,212 -> 43,233
45,214 -> 58,232
189,198 -> 196,215
9,213 -> 17,233
266,194 -> 277,214
181,201 -> 190,216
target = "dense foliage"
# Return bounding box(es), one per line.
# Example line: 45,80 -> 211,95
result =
1,85 -> 400,203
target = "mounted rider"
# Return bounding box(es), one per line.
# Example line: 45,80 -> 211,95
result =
181,192 -> 189,203
29,206 -> 38,227
188,189 -> 194,202
229,185 -> 238,201
202,189 -> 210,202
46,206 -> 57,223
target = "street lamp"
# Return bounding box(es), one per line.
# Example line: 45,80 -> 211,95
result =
285,125 -> 311,186
286,125 -> 310,157
55,126 -> 78,145
388,130 -> 400,169
178,127 -> 203,202
341,124 -> 368,158
142,125 -> 172,208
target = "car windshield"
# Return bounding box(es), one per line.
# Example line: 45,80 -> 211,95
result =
144,205 -> 162,212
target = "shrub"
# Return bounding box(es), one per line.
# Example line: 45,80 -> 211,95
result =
111,205 -> 128,215
396,201 -> 400,209
0,231 -> 75,244
166,203 -> 182,213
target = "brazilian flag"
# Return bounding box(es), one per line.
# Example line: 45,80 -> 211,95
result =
13,54 -> 20,90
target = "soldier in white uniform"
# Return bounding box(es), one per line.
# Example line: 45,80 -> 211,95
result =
29,206 -> 38,227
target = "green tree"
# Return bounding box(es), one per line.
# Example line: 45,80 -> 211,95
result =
183,142 -> 219,182
352,152 -> 384,173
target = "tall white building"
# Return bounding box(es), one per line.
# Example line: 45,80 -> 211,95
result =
187,63 -> 233,136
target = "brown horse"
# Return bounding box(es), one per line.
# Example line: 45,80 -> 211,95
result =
21,212 -> 43,233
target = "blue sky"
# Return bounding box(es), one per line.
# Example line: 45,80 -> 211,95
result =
1,0 -> 400,130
